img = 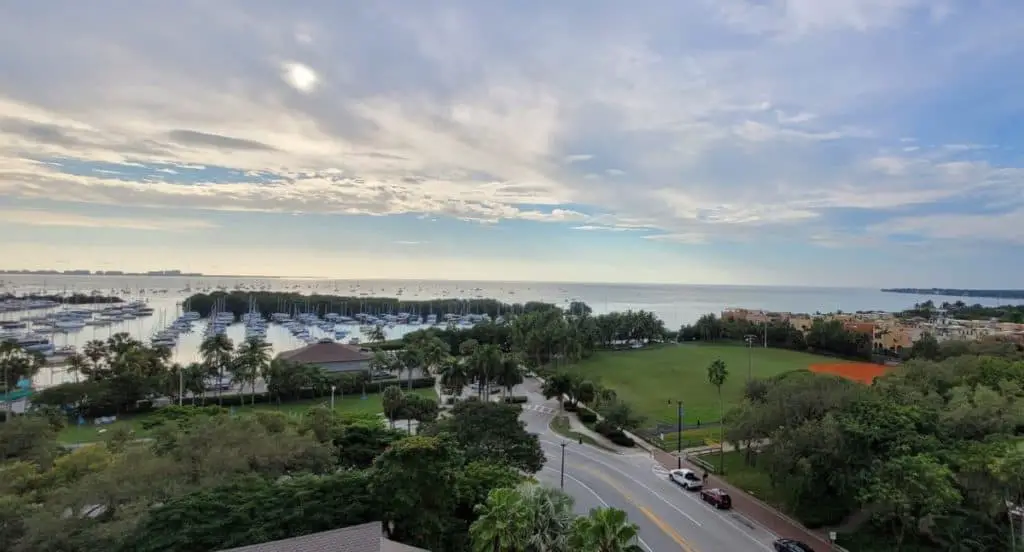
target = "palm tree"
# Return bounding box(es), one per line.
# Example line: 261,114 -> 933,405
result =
706,358 -> 729,473
199,334 -> 234,406
397,347 -> 421,391
65,352 -> 87,383
569,508 -> 643,552
438,357 -> 469,400
235,337 -> 272,404
519,484 -> 575,552
470,486 -> 532,552
469,344 -> 502,400
368,324 -> 387,345
410,334 -> 449,376
82,339 -> 107,372
182,362 -> 207,405
494,354 -> 523,400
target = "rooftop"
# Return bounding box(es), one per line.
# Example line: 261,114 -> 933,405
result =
216,521 -> 427,552
278,341 -> 372,364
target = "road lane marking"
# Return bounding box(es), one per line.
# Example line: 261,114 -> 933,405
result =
572,463 -> 696,552
540,439 -> 703,527
541,463 -> 654,552
639,506 -> 698,552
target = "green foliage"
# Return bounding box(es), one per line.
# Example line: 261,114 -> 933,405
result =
568,507 -> 644,552
186,290 -> 561,323
123,471 -> 379,552
424,401 -> 545,473
137,405 -> 227,430
721,352 -> 1024,548
679,313 -> 871,360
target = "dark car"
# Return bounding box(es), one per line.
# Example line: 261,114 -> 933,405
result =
773,538 -> 815,552
699,487 -> 732,509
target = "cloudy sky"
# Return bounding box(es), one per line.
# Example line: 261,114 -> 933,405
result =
2,1 -> 1023,286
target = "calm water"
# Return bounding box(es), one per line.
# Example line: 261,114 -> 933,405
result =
3,275 -> 1020,389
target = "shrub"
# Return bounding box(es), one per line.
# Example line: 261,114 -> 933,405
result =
577,409 -> 597,423
139,405 -> 227,430
503,396 -> 528,404
606,431 -> 636,447
562,400 -> 578,412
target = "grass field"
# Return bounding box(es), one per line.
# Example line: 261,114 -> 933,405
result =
57,388 -> 437,444
568,343 -> 838,426
697,449 -> 782,505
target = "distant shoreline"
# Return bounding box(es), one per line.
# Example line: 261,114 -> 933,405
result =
881,288 -> 1024,300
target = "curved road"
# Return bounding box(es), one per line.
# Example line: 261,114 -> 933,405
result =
518,378 -> 779,552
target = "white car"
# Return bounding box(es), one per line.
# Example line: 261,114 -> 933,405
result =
669,468 -> 703,491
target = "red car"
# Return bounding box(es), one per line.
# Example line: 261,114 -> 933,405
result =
699,487 -> 732,509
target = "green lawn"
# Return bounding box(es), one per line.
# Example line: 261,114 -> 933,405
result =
57,388 -> 437,444
569,343 -> 832,426
696,449 -> 782,505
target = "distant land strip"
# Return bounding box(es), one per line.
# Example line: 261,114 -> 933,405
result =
0,269 -> 282,278
882,288 -> 1024,300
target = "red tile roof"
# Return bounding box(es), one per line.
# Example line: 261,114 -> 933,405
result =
277,342 -> 371,364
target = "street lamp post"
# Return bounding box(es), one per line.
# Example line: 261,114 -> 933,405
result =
560,442 -> 567,490
744,335 -> 756,381
178,366 -> 184,406
330,385 -> 337,410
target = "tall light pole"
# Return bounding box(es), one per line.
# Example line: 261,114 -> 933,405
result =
330,385 -> 337,410
744,335 -> 755,381
669,399 -> 684,469
560,442 -> 567,489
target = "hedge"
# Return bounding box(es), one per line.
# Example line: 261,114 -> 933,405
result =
577,408 -> 597,423
562,401 -> 578,412
606,431 -> 635,447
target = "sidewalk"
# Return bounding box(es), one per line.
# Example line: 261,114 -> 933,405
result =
650,448 -> 836,551
563,414 -> 632,453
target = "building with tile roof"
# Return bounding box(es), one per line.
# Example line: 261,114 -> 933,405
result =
277,340 -> 372,373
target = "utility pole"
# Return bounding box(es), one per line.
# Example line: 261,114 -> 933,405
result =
560,442 -> 567,490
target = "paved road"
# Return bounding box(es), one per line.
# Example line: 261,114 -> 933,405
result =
518,379 -> 778,552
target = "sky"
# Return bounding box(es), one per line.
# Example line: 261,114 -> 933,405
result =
1,1 -> 1023,287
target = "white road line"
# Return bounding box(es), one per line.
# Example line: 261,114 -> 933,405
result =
540,464 -> 654,552
675,490 -> 775,551
540,439 -> 703,527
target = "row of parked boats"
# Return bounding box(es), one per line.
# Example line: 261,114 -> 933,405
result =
1,301 -> 161,357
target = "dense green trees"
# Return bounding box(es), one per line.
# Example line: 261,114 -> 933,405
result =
723,354 -> 1024,550
0,395 -> 557,552
678,313 -> 872,359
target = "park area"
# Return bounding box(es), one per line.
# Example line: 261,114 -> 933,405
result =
57,388 -> 437,443
569,343 -> 888,431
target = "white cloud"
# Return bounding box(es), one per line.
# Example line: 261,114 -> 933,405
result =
0,209 -> 217,232
0,0 -> 1020,254
869,209 -> 1024,244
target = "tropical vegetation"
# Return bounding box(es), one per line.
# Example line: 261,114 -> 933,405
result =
716,349 -> 1024,551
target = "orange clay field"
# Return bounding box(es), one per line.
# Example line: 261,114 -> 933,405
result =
809,362 -> 889,384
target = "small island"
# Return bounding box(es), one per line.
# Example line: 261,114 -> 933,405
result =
882,288 -> 1024,300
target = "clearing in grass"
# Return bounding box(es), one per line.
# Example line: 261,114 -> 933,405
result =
57,387 -> 437,444
568,343 -> 838,427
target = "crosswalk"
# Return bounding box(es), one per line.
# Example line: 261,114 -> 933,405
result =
522,404 -> 556,415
